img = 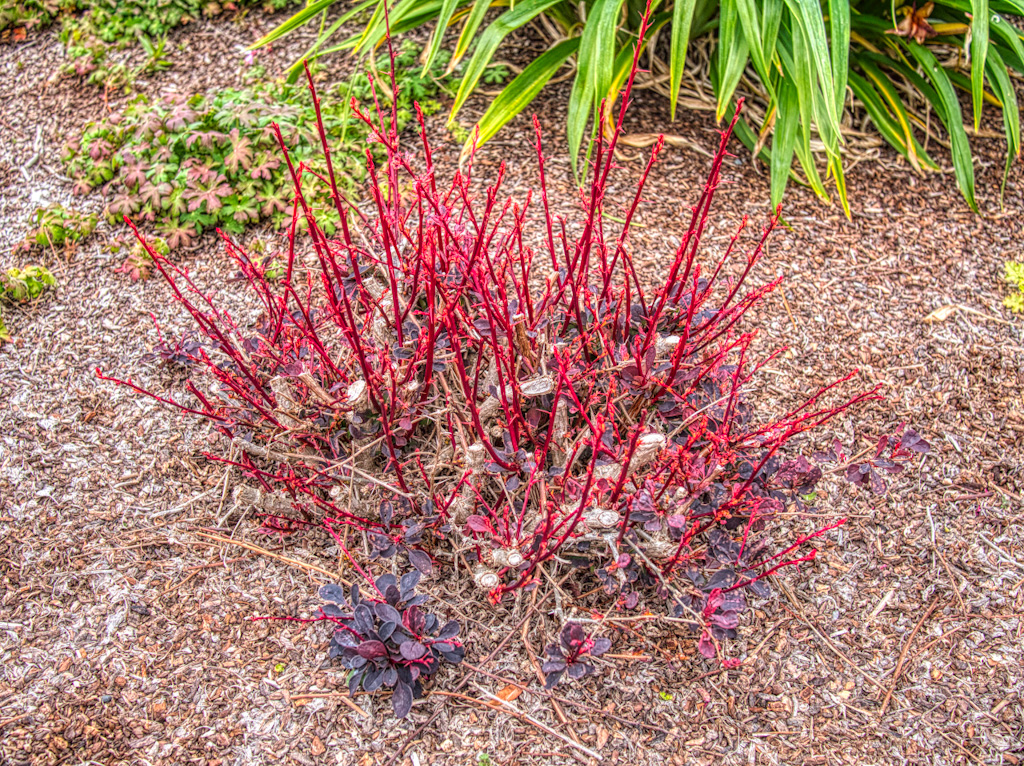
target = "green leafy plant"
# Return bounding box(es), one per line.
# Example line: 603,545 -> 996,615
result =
254,0 -> 1022,213
0,0 -> 77,37
0,265 -> 57,342
111,234 -> 169,281
62,41 -> 454,249
1004,260 -> 1024,314
18,204 -> 98,252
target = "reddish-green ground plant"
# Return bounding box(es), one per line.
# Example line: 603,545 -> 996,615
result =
100,15 -> 927,702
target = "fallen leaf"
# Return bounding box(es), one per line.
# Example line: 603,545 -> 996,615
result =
596,726 -> 609,749
311,735 -> 326,756
923,305 -> 957,322
13,27 -> 26,42
491,683 -> 522,706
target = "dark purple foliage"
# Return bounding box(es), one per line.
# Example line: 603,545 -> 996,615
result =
542,623 -> 612,689
320,574 -> 463,719
816,425 -> 932,496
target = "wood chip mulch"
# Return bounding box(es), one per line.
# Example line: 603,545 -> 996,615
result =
1,11 -> 1022,766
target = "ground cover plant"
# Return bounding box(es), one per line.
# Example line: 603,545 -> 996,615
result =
100,19 -> 929,716
1004,260 -> 1024,313
256,0 -> 1023,213
15,203 -> 98,252
1,1 -> 296,86
0,0 -> 295,39
62,41 -> 457,250
0,265 -> 57,341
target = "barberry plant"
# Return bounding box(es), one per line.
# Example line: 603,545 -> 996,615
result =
62,42 -> 454,249
317,572 -> 464,718
101,16 -> 924,686
815,427 -> 931,496
542,623 -> 612,688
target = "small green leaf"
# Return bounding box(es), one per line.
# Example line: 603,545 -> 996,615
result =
715,0 -> 751,121
421,0 -> 463,75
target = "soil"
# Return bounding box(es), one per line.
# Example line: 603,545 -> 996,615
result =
1,8 -> 1023,766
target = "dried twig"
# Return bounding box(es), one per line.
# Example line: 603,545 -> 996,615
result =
461,660 -> 670,734
879,596 -> 940,715
193,531 -> 351,585
428,687 -> 601,762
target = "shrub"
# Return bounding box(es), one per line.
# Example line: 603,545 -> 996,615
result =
101,32 -> 923,698
63,41 -> 455,249
255,0 -> 1023,213
1004,261 -> 1024,314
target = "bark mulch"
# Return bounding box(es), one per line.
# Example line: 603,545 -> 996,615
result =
1,10 -> 1022,766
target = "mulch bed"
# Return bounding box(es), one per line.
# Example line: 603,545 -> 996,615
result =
1,9 -> 1022,766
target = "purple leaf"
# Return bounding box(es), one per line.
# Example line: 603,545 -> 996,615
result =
391,680 -> 413,719
375,602 -> 401,625
590,637 -> 612,656
408,549 -> 432,575
375,574 -> 397,594
567,662 -> 591,679
697,630 -> 716,659
357,640 -> 388,660
710,610 -> 740,630
543,669 -> 564,689
353,604 -> 374,635
466,515 -> 493,534
900,429 -> 931,453
400,641 -> 427,660
542,659 -> 566,674
403,605 -> 426,636
400,570 -> 421,595
362,666 -> 384,692
319,585 -> 344,606
705,569 -> 737,590
560,623 -> 586,649
437,619 -> 460,641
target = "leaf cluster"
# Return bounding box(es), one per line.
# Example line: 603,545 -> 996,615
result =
17,204 -> 98,252
255,0 -> 1023,212
0,0 -> 77,36
542,623 -> 611,688
63,41 -> 452,249
320,573 -> 464,718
